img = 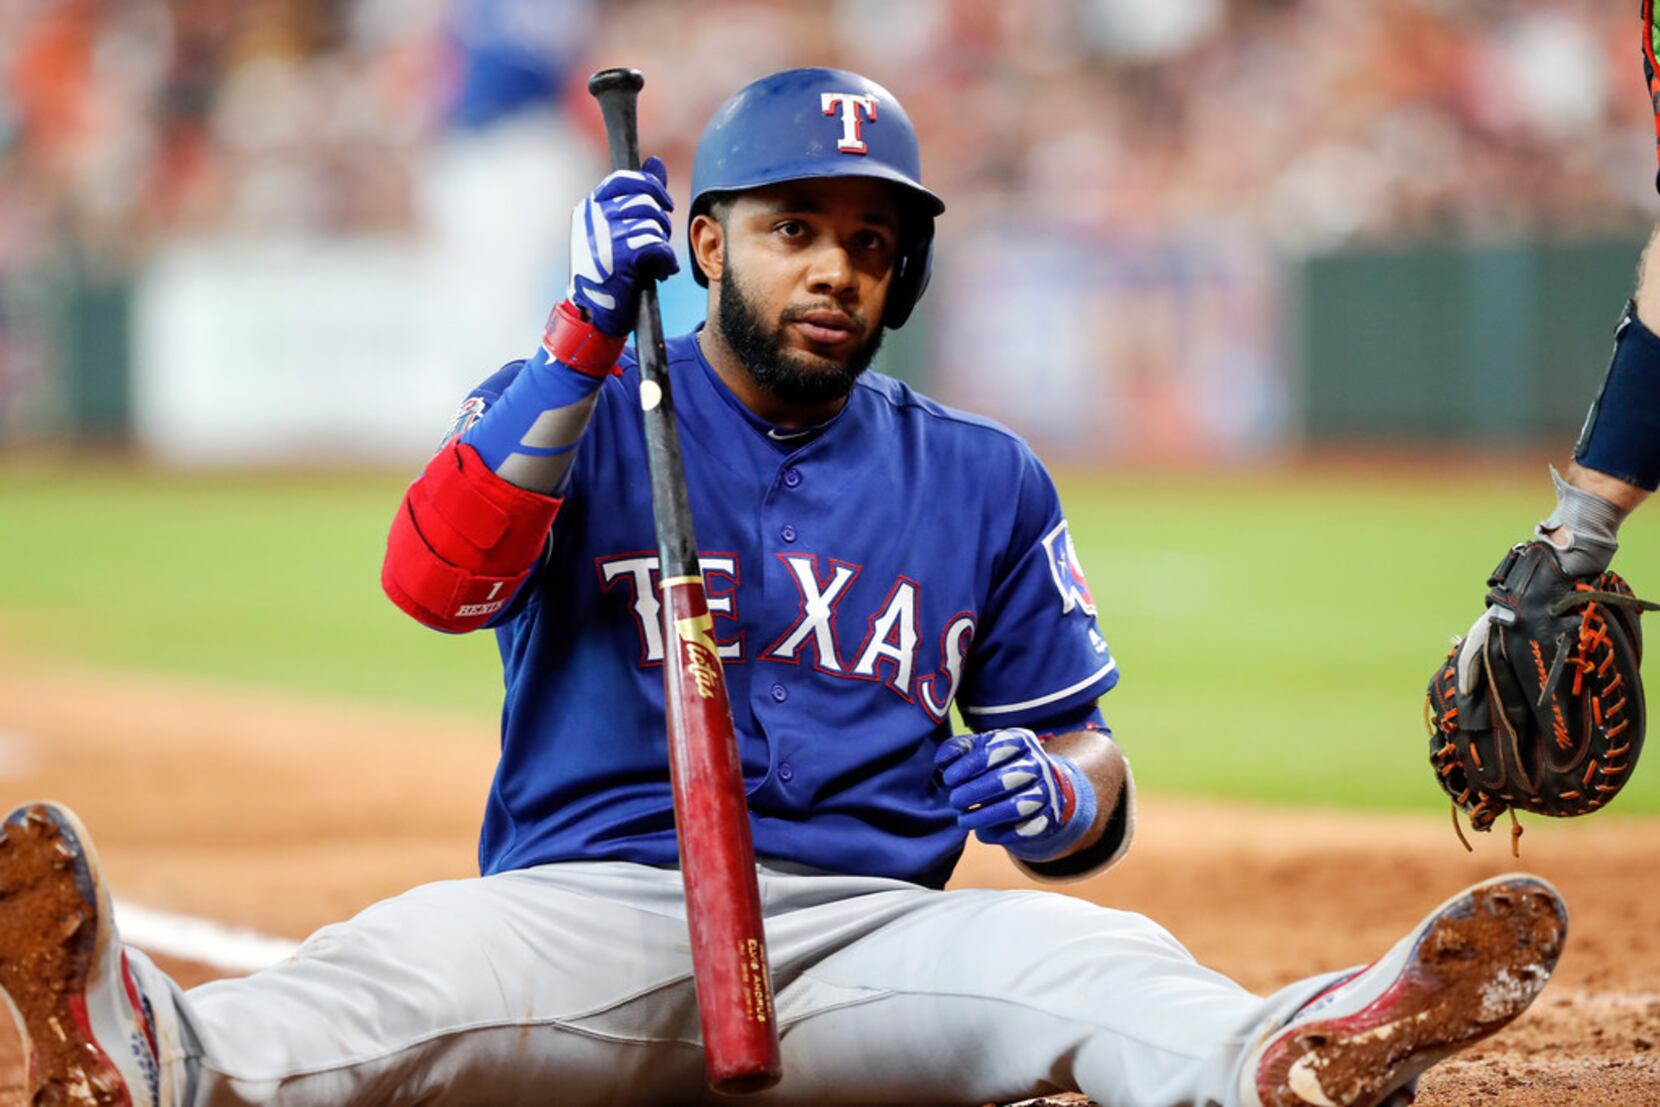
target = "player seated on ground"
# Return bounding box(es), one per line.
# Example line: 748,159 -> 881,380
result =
0,68 -> 1570,1107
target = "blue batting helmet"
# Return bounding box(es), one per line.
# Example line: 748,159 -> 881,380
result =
688,67 -> 944,329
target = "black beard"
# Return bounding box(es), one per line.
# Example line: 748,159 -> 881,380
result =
715,264 -> 884,407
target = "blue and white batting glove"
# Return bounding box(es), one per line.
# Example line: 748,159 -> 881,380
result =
568,156 -> 679,338
934,728 -> 1097,863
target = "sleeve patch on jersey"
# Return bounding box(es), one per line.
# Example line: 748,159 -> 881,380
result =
1040,520 -> 1096,617
438,395 -> 489,451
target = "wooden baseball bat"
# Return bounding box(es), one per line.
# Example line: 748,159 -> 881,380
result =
586,67 -> 782,1095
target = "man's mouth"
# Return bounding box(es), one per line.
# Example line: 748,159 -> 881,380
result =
790,309 -> 860,348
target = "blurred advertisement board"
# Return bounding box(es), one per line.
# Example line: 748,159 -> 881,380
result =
931,226 -> 1288,462
132,240 -> 547,465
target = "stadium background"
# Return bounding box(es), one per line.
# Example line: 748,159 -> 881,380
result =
2,1 -> 1658,1103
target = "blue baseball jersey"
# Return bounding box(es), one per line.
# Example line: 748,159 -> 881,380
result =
459,330 -> 1117,888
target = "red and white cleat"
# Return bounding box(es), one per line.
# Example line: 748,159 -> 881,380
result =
0,802 -> 164,1107
1243,873 -> 1567,1107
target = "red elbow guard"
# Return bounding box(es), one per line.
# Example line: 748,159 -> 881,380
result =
382,440 -> 562,632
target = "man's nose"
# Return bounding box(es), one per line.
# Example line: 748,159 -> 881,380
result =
805,244 -> 857,300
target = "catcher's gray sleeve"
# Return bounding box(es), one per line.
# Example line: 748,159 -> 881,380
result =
1537,466 -> 1624,578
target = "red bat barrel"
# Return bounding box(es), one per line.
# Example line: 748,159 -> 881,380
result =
660,577 -> 780,1091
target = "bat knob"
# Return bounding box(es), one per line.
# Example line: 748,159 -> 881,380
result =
588,68 -> 645,97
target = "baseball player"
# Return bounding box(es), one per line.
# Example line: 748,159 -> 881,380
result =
0,68 -> 1568,1107
1426,2 -> 1660,841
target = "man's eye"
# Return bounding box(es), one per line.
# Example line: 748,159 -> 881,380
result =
776,220 -> 805,238
855,231 -> 889,252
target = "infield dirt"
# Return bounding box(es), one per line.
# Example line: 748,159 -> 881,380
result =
0,659 -> 1655,1105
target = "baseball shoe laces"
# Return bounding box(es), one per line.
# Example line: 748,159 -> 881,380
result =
0,802 -> 164,1107
1242,872 -> 1567,1107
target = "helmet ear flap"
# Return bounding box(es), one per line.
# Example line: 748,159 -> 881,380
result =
881,213 -> 934,330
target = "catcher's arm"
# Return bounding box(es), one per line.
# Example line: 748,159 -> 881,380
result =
1425,276 -> 1659,843
1425,42 -> 1660,839
1566,216 -> 1660,517
1424,9 -> 1660,842
1573,2 -> 1660,511
1554,462 -> 1648,517
1529,219 -> 1660,580
1537,459 -> 1648,584
1564,216 -> 1660,515
1428,1 -> 1660,850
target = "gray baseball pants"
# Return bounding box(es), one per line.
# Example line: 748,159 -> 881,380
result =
127,860 -> 1340,1106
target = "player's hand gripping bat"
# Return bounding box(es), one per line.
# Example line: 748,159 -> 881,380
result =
586,67 -> 782,1095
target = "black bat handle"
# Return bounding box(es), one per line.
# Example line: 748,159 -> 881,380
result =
584,68 -> 697,581
588,68 -> 645,173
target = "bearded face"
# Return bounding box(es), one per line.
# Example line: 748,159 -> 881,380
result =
715,253 -> 885,407
697,177 -> 901,411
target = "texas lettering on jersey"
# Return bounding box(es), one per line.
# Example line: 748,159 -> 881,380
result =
597,551 -> 977,723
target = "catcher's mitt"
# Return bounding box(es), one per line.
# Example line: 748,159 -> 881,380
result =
1427,541 -> 1657,851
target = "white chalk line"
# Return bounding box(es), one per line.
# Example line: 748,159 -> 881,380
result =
0,729 -> 39,780
113,898 -> 302,975
0,731 -> 290,974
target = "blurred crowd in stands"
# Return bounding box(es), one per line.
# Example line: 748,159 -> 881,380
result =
0,0 -> 1653,445
3,0 -> 1648,259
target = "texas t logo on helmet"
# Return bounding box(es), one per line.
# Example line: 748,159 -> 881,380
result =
820,92 -> 878,154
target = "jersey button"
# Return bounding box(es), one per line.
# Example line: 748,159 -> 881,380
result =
780,524 -> 798,543
783,468 -> 802,488
778,762 -> 795,782
770,682 -> 788,703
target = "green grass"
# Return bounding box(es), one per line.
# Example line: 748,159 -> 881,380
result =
0,467 -> 505,713
1,462 -> 1656,815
